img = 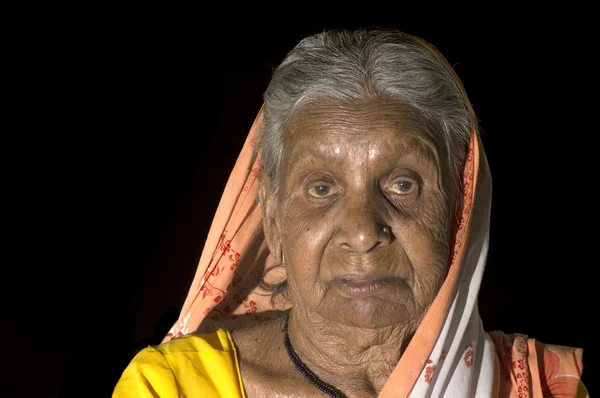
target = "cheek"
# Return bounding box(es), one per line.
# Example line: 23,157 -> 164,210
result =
280,199 -> 336,288
393,197 -> 453,292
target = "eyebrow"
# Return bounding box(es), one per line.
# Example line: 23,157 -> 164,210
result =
399,139 -> 439,166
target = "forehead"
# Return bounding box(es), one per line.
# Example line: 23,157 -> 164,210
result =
284,100 -> 441,163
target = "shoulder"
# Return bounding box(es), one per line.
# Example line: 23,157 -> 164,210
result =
129,328 -> 239,373
231,319 -> 316,397
489,331 -> 586,398
113,329 -> 245,398
231,318 -> 282,359
157,328 -> 237,356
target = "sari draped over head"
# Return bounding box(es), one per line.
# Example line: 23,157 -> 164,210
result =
162,36 -> 584,397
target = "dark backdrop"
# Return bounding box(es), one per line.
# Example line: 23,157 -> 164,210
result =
4,18 -> 595,397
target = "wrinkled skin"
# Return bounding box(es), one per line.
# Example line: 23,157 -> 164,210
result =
261,100 -> 457,329
238,100 -> 460,397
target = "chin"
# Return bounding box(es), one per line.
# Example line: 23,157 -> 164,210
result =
321,295 -> 418,329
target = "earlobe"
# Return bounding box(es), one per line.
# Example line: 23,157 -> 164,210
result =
258,177 -> 283,263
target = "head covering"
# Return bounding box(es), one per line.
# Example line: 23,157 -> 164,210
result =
163,32 -> 583,397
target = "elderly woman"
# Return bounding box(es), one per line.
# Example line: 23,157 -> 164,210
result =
113,28 -> 586,397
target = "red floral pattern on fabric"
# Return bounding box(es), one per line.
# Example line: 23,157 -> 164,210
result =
188,231 -> 270,329
491,333 -> 532,398
450,138 -> 476,266
186,228 -> 282,333
164,331 -> 185,339
422,348 -> 449,384
463,343 -> 474,368
424,359 -> 436,384
490,332 -> 584,397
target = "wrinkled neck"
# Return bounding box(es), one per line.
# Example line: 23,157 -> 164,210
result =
286,307 -> 419,397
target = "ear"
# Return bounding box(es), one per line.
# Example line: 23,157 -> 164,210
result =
258,175 -> 283,263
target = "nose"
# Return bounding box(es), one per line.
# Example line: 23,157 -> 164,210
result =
333,196 -> 392,253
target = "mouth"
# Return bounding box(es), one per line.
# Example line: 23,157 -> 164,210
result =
330,277 -> 400,298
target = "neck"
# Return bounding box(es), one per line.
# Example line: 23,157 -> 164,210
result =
286,306 -> 417,397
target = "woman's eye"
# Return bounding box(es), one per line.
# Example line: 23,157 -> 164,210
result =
390,179 -> 416,195
308,184 -> 333,198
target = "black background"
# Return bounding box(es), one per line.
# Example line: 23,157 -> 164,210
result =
3,16 -> 596,397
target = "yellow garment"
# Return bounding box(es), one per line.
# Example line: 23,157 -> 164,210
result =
578,382 -> 590,398
113,329 -> 245,398
114,329 -> 589,398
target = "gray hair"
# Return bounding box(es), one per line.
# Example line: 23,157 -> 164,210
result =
259,28 -> 474,192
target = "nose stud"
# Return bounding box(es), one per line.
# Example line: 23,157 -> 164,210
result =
382,226 -> 390,234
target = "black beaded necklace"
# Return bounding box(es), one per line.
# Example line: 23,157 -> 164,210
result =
281,312 -> 347,398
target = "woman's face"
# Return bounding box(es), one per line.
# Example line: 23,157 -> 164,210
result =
265,100 -> 458,329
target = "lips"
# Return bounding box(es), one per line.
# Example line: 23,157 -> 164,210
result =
330,276 -> 400,298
